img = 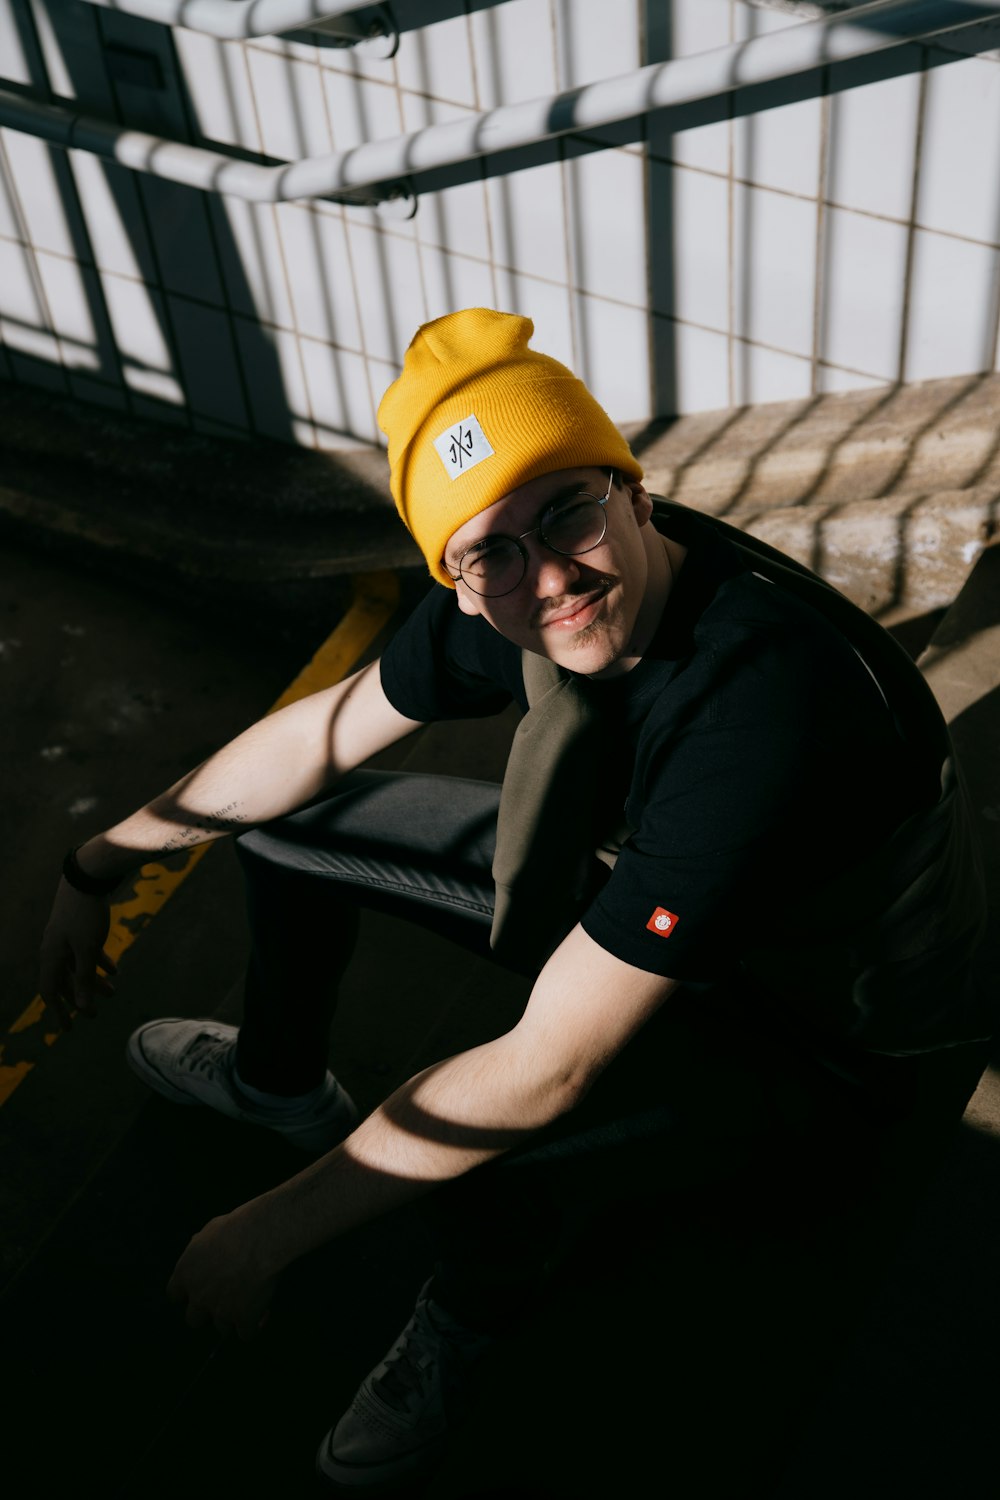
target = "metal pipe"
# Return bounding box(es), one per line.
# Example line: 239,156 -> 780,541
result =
77,0 -> 385,42
4,0 -> 999,203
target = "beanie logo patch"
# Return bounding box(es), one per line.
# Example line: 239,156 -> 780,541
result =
433,414 -> 494,479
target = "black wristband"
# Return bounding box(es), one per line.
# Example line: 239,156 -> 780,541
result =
62,846 -> 121,897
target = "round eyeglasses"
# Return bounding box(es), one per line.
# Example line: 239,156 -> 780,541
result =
447,470 -> 615,598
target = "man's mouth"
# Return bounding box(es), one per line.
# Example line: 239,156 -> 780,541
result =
536,583 -> 610,631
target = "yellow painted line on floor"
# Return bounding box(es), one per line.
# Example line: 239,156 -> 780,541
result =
0,570 -> 400,1109
268,570 -> 399,714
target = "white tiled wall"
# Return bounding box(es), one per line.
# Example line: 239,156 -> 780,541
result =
211,198 -> 296,330
565,148 -> 647,306
669,318 -> 731,412
663,163 -> 730,332
174,33 -> 260,151
733,183 -> 818,359
233,316 -> 313,444
2,0 -> 1000,447
166,293 -> 248,427
395,3 -> 478,109
35,253 -> 116,376
67,152 -> 155,282
2,128 -> 85,258
469,0 -> 559,109
0,234 -> 62,366
399,94 -> 493,260
905,230 -> 1000,383
820,206 -> 909,381
733,79 -> 823,200
732,340 -> 812,406
553,0 -> 642,116
276,204 -> 362,349
97,270 -> 183,405
825,55 -> 922,223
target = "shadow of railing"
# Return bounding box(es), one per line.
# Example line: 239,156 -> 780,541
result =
632,365 -> 1000,621
0,1 -> 402,451
3,0 -> 1000,631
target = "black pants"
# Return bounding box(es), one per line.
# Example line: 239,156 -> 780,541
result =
232,771 -> 986,1329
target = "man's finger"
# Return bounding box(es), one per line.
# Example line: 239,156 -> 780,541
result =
39,952 -> 72,1030
99,949 -> 118,975
44,989 -> 73,1032
39,966 -> 75,1030
71,954 -> 100,1016
72,985 -> 97,1017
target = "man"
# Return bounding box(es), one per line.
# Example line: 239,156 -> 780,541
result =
40,309 -> 990,1491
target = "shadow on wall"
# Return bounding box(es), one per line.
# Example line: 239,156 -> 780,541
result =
4,0 -> 1000,623
0,0 -> 398,456
3,2 -> 290,439
6,4 -> 1000,437
633,0 -> 1000,569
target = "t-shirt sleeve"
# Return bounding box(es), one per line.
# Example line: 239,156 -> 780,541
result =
579,626 -> 860,982
581,722 -> 803,981
380,584 -> 523,722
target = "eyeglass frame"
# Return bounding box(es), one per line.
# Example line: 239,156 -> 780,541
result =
445,468 -> 617,598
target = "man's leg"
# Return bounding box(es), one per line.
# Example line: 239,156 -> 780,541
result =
232,768 -> 500,1096
316,978 -> 855,1491
126,769 -> 503,1147
421,979 -> 781,1329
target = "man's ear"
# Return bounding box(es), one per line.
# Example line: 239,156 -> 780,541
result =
625,478 -> 654,527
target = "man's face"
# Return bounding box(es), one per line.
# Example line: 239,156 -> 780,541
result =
443,467 -> 664,678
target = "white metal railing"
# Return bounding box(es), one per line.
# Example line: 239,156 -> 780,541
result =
3,0 -> 999,206
76,0 -> 392,43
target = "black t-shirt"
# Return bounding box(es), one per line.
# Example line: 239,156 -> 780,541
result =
380,511 -> 927,983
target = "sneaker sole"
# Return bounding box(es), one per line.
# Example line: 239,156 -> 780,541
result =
314,1428 -> 447,1492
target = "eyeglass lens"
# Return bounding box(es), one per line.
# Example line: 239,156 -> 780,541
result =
459,494 -> 608,597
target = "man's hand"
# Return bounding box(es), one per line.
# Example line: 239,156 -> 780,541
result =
39,880 -> 117,1030
167,1208 -> 277,1342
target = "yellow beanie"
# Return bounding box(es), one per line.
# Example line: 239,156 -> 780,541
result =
377,308 -> 643,587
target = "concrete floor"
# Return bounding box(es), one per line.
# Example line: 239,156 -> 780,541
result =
4,534 -> 1000,1500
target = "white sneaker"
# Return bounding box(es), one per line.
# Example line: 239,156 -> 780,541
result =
126,1017 -> 358,1153
316,1281 -> 495,1490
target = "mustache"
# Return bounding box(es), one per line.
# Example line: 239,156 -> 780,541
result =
532,576 -> 615,628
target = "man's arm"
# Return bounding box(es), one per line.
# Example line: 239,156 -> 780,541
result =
166,924 -> 679,1338
39,661 -> 423,1027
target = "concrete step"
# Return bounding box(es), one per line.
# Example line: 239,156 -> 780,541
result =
3,373 -> 997,624
632,369 -> 1000,516
637,370 -> 1000,617
720,484 -> 997,614
0,382 -> 419,623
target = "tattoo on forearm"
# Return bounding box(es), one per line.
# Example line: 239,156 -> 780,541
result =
160,801 -> 249,854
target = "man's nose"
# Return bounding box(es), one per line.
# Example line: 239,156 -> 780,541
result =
528,544 -> 582,597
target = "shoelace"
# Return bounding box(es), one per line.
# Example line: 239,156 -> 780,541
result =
179,1033 -> 232,1078
374,1325 -> 436,1414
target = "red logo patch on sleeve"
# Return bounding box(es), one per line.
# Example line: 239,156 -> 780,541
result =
646,906 -> 679,938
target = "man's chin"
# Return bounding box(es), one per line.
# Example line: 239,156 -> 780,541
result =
543,621 -> 623,676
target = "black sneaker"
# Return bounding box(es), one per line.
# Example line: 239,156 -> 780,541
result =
316,1280 -> 495,1490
